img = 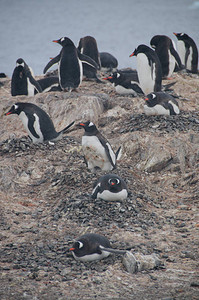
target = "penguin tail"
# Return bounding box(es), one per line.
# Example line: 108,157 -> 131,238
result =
100,246 -> 127,255
59,121 -> 75,134
115,146 -> 122,161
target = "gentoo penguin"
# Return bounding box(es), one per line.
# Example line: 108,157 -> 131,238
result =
103,70 -> 143,95
100,52 -> 118,72
5,102 -> 74,143
91,174 -> 128,201
143,92 -> 180,116
173,32 -> 198,74
11,58 -> 42,96
43,37 -> 98,91
129,44 -> 162,95
150,35 -> 183,78
69,233 -> 126,262
77,36 -> 101,68
77,36 -> 101,82
35,76 -> 61,94
77,121 -> 121,172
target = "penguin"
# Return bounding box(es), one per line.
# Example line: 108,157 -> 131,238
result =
103,70 -> 143,95
143,92 -> 180,116
173,32 -> 198,74
69,233 -> 126,262
91,174 -> 128,201
77,121 -> 121,172
150,35 -> 183,78
35,76 -> 61,94
77,36 -> 102,82
43,37 -> 99,91
129,44 -> 162,95
77,36 -> 101,68
5,102 -> 74,143
100,52 -> 118,72
11,58 -> 42,96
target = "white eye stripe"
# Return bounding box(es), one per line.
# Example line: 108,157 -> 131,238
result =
16,62 -> 24,67
78,241 -> 83,248
116,73 -> 120,78
151,93 -> 156,99
88,122 -> 94,127
14,104 -> 18,110
180,33 -> 184,36
61,37 -> 65,42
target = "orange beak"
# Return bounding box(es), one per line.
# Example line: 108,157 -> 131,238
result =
53,40 -> 58,43
103,76 -> 113,80
144,97 -> 149,101
69,247 -> 75,251
129,52 -> 134,57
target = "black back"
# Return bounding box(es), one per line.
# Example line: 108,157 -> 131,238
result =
71,233 -> 111,257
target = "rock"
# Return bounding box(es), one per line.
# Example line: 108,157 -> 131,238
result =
123,251 -> 163,274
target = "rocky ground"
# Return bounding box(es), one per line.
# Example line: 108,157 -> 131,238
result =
0,71 -> 199,300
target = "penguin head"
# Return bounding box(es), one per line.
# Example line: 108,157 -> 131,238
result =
77,121 -> 98,133
5,103 -> 24,116
103,72 -> 120,83
53,37 -> 75,47
144,93 -> 158,107
130,44 -> 152,57
108,177 -> 121,190
16,58 -> 25,68
173,32 -> 189,41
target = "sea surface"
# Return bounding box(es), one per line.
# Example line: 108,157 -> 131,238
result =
0,0 -> 198,77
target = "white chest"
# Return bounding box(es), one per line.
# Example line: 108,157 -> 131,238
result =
137,53 -> 155,94
19,111 -> 44,143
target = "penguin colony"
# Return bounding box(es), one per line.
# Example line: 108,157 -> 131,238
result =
4,32 -> 198,262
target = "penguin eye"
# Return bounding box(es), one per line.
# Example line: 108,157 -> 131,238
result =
14,104 -> 19,110
77,241 -> 84,249
116,73 -> 120,78
88,122 -> 94,127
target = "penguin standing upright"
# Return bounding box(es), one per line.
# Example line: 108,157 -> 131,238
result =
143,92 -> 180,116
92,174 -> 128,201
129,44 -> 162,95
77,36 -> 101,82
11,58 -> 42,96
69,233 -> 126,262
77,121 -> 121,172
173,32 -> 198,74
103,70 -> 143,95
5,102 -> 74,143
43,37 -> 98,91
150,35 -> 183,78
77,36 -> 101,68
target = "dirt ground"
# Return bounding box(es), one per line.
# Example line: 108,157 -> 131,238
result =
0,71 -> 199,300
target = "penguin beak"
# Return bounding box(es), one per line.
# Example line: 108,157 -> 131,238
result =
111,182 -> 115,186
77,122 -> 85,128
69,247 -> 75,251
5,110 -> 12,116
53,40 -> 59,43
103,76 -> 113,80
144,97 -> 149,101
129,52 -> 134,57
173,32 -> 177,36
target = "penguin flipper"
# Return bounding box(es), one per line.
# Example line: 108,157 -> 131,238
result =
43,54 -> 60,74
26,112 -> 40,139
170,47 -> 183,69
27,72 -> 42,93
129,82 -> 144,94
25,66 -> 43,93
185,47 -> 190,69
78,52 -> 99,70
98,137 -> 116,169
91,183 -> 101,199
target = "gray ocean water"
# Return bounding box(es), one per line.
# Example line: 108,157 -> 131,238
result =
0,0 -> 199,77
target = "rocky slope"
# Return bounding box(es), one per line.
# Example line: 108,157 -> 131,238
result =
0,72 -> 199,299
